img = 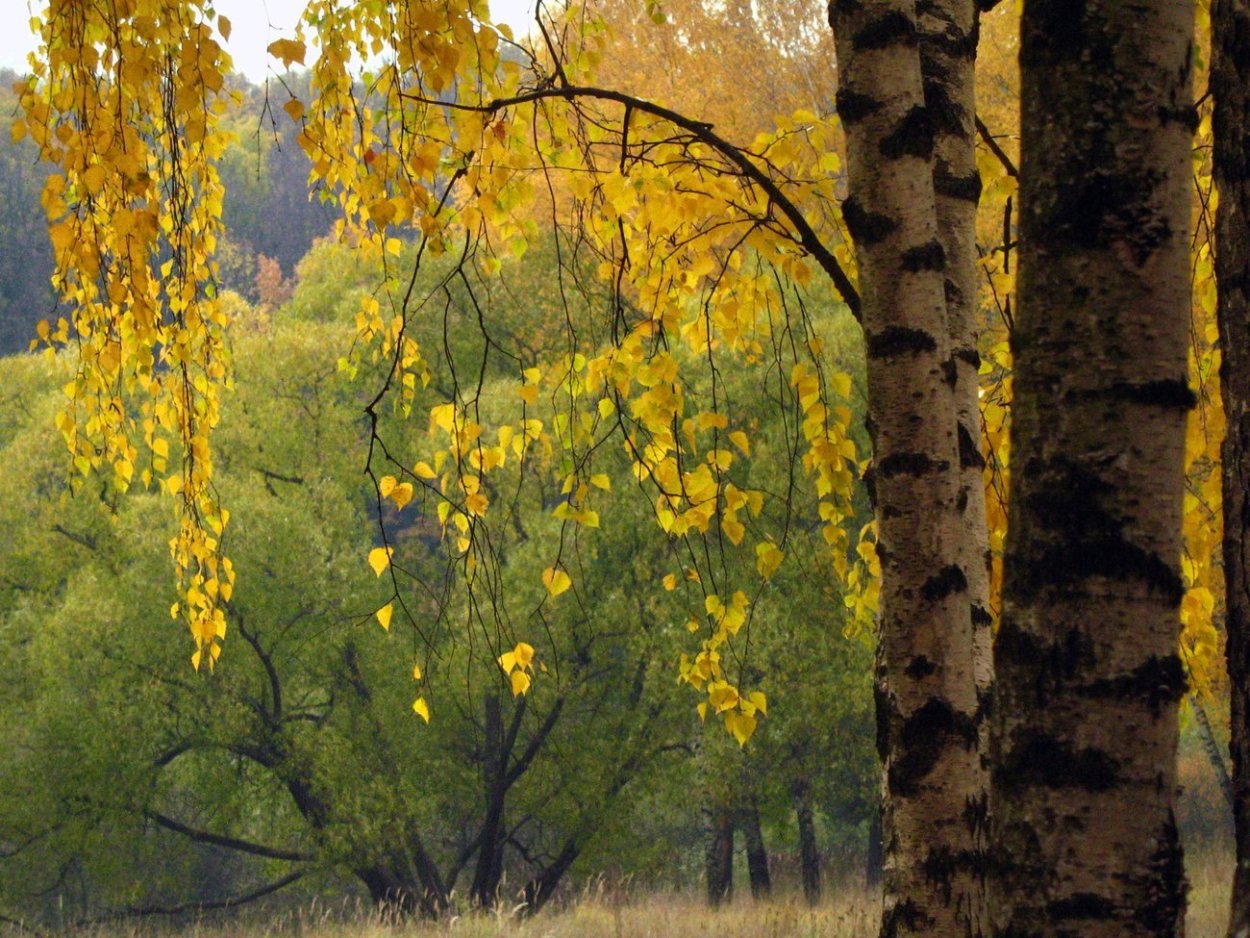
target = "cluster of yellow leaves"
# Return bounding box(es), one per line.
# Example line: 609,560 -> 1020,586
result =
1180,99 -> 1225,701
22,0 -> 236,669
498,641 -> 537,696
277,2 -> 867,739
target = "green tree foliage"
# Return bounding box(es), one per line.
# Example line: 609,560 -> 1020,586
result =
0,237 -> 875,923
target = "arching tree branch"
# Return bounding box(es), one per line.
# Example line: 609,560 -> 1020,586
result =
401,82 -> 862,320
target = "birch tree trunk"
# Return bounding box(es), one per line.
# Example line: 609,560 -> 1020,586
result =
1215,0 -> 1250,934
828,3 -> 984,934
989,1 -> 1195,934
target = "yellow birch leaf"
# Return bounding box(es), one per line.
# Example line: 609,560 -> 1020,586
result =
543,566 -> 572,596
413,697 -> 431,722
725,709 -> 757,746
590,473 -> 612,490
376,602 -> 393,630
267,38 -> 307,67
756,542 -> 784,580
510,669 -> 532,696
368,546 -> 393,576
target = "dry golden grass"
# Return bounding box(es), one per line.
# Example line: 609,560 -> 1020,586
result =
1188,849 -> 1233,938
12,853 -> 1234,937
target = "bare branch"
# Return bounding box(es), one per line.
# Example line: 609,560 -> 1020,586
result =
144,810 -> 311,863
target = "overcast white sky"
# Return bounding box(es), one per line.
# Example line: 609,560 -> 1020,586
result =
0,0 -> 539,82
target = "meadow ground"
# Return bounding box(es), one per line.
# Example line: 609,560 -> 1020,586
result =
12,850 -> 1231,938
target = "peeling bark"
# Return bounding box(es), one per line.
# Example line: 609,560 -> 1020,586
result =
990,2 -> 1194,935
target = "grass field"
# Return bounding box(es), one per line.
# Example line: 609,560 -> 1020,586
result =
22,850 -> 1229,938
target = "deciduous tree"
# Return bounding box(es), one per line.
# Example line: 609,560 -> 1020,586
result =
989,1 -> 1195,934
1215,0 -> 1250,933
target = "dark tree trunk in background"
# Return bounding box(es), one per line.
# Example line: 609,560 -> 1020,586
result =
741,797 -> 771,899
471,693 -> 507,908
793,782 -> 823,905
989,1 -> 1195,935
866,801 -> 883,889
705,808 -> 734,907
1216,0 -> 1250,934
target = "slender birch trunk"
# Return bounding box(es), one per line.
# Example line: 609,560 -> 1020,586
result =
828,3 -> 983,934
989,2 -> 1194,934
918,4 -> 993,930
1215,0 -> 1250,934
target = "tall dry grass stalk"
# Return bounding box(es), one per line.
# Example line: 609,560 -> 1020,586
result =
6,854 -> 1233,938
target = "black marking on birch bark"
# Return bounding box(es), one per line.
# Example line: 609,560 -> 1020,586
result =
918,24 -> 978,62
876,540 -> 894,567
994,729 -> 1120,792
875,678 -> 892,761
953,347 -> 981,368
835,88 -> 883,125
941,358 -> 958,387
879,106 -> 936,160
842,196 -> 898,246
1136,811 -> 1186,933
881,898 -> 932,938
900,240 -> 946,272
933,169 -> 982,202
921,79 -> 964,137
1046,893 -> 1117,921
971,603 -> 993,626
922,845 -> 990,904
890,698 -> 979,796
852,11 -> 917,51
862,463 -> 878,508
956,488 -> 968,512
878,452 -> 946,477
1039,169 -> 1172,265
1158,103 -> 1200,132
975,682 -> 993,733
958,422 -> 985,470
867,326 -> 937,358
1109,379 -> 1197,410
1020,0 -> 1089,67
1016,457 -> 1186,604
921,564 -> 967,601
963,790 -> 990,838
905,655 -> 938,679
828,0 -> 863,24
1082,654 -> 1188,715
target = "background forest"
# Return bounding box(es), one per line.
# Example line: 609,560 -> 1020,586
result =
0,0 -> 1237,934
